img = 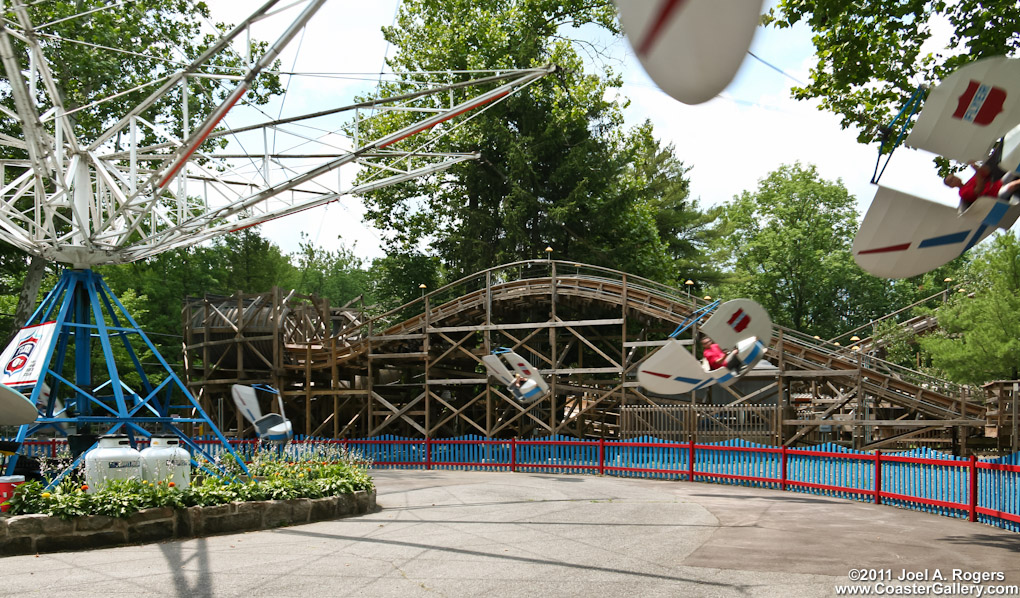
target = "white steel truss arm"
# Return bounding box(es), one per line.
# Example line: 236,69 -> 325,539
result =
0,1 -> 554,267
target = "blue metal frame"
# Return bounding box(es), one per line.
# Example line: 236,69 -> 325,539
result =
871,84 -> 926,184
668,299 -> 720,339
4,269 -> 249,484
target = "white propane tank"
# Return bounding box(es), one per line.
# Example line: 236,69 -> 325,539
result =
140,435 -> 191,488
83,435 -> 142,493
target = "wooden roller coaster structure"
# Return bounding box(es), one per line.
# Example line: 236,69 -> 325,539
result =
183,260 -> 1010,454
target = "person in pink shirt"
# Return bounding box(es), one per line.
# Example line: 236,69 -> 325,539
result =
943,142 -> 1020,212
699,336 -> 740,372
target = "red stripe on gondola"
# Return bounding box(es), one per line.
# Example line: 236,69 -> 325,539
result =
640,370 -> 671,378
857,242 -> 911,255
636,0 -> 690,56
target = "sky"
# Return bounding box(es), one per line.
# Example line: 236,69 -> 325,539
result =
203,0 -> 958,263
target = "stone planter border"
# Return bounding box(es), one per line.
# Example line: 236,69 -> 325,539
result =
0,489 -> 375,556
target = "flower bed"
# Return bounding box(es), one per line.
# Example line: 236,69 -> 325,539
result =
5,445 -> 373,518
0,446 -> 375,555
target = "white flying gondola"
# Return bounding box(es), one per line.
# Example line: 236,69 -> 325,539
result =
638,299 -> 772,396
482,349 -> 550,404
231,384 -> 293,445
854,57 -> 1020,279
613,0 -> 764,105
905,57 -> 1020,166
0,385 -> 36,426
853,186 -> 1020,279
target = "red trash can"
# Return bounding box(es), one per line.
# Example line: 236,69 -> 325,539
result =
0,475 -> 25,512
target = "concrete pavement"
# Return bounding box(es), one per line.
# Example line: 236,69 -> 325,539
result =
3,469 -> 1020,597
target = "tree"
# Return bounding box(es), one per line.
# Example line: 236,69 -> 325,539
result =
98,245 -> 226,358
214,229 -> 294,296
368,251 -> 444,314
2,1 -> 282,148
712,163 -> 924,338
626,122 -> 725,287
97,226 -> 296,356
763,1 -> 1020,144
290,235 -> 373,308
0,1 -> 283,336
919,231 -> 1020,384
352,0 -> 705,283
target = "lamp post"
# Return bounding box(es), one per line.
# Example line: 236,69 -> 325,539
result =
943,277 -> 953,301
544,246 -> 553,261
684,279 -> 693,300
419,283 -> 427,297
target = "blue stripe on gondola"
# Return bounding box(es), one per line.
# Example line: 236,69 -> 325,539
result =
670,375 -> 703,385
918,231 -> 969,248
690,378 -> 714,391
963,225 -> 989,253
983,201 -> 1010,226
963,202 -> 1009,253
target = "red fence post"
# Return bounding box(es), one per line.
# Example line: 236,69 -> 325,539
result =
780,446 -> 787,491
874,450 -> 882,505
969,454 -> 978,522
425,437 -> 432,470
598,438 -> 605,476
50,438 -> 57,458
511,438 -> 517,473
688,441 -> 695,482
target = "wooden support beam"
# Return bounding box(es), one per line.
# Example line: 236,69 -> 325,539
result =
367,333 -> 425,341
784,419 -> 982,427
426,318 -> 624,333
368,352 -> 429,359
781,369 -> 860,378
862,427 -> 941,451
784,389 -> 856,446
623,339 -> 692,348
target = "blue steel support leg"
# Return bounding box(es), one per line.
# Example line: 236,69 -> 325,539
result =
4,269 -> 250,480
73,274 -> 92,433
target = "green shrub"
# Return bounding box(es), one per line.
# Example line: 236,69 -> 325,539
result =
5,446 -> 374,519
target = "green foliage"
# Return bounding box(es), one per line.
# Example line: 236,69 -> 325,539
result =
290,234 -> 373,307
626,122 -> 726,286
918,231 -> 1020,384
352,0 -> 711,283
6,448 -> 374,519
0,256 -> 59,341
711,163 -> 933,338
0,0 -> 285,336
764,0 -> 1020,145
214,229 -> 296,296
96,227 -> 294,359
0,1 -> 283,148
871,319 -> 922,369
368,251 -> 444,312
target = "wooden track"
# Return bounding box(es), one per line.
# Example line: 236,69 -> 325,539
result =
289,263 -> 980,422
186,260 -> 984,443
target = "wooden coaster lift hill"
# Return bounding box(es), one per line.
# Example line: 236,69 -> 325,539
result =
182,260 -> 1016,454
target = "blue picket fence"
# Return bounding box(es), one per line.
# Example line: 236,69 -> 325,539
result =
12,434 -> 1020,533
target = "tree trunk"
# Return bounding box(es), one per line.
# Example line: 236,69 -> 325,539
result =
6,255 -> 47,345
